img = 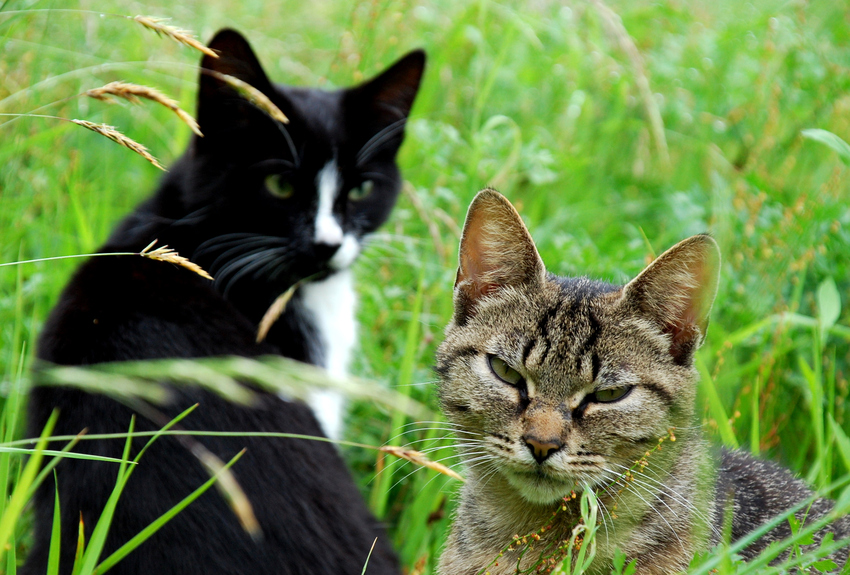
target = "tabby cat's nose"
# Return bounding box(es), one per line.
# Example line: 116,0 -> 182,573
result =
523,436 -> 562,464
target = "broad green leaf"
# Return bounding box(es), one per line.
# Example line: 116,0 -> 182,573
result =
817,278 -> 841,342
813,559 -> 838,573
802,129 -> 850,165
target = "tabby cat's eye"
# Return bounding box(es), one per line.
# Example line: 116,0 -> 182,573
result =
265,174 -> 294,199
593,386 -> 632,403
348,180 -> 374,201
488,355 -> 524,386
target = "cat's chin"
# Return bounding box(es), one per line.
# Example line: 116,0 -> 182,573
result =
502,469 -> 578,505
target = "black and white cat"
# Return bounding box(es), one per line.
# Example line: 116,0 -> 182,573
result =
24,29 -> 424,575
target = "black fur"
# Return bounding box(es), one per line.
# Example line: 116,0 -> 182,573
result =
23,29 -> 424,575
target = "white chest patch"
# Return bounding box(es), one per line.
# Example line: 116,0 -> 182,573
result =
314,161 -> 344,246
298,269 -> 357,440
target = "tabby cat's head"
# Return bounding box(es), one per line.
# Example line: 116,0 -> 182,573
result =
144,29 -> 424,298
436,189 -> 720,504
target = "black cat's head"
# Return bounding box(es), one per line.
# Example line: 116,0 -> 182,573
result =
158,29 -> 424,299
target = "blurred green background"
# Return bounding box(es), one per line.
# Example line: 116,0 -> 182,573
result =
2,0 -> 850,571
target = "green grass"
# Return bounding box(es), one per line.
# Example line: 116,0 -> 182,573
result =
1,0 -> 850,572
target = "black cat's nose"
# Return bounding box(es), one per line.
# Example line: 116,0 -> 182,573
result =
313,241 -> 341,261
523,436 -> 562,464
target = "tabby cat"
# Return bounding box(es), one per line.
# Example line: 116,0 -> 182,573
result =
436,189 -> 849,574
23,29 -> 423,575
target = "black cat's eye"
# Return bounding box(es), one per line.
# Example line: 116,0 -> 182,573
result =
488,355 -> 524,386
592,386 -> 633,403
348,180 -> 374,201
265,174 -> 295,199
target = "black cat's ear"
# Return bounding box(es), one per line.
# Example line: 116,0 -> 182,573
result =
453,189 -> 546,325
346,49 -> 425,130
620,235 -> 721,365
196,29 -> 280,140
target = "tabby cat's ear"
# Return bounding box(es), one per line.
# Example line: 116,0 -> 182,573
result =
345,49 -> 426,132
196,29 -> 280,141
453,189 -> 546,324
620,235 -> 721,365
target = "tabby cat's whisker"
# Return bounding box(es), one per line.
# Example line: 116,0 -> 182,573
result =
606,458 -> 703,512
594,488 -> 616,546
370,456 -> 409,482
475,462 -> 503,491
606,462 -> 720,539
422,451 -> 483,467
400,440 -> 468,453
599,468 -> 688,554
414,467 -> 460,497
459,454 -> 498,473
395,379 -> 441,388
386,426 -> 479,445
397,420 -> 469,429
418,443 -> 482,456
390,429 -> 480,442
388,455 -> 452,490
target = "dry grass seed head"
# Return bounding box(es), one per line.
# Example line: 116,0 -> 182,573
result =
140,240 -> 213,280
85,82 -> 202,137
132,16 -> 217,58
206,71 -> 289,125
257,284 -> 299,343
70,119 -> 165,171
379,445 -> 465,481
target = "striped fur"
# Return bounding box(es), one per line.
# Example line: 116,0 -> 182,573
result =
436,189 -> 848,574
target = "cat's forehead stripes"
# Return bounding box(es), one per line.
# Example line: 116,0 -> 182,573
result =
314,159 -> 344,246
521,279 -> 618,387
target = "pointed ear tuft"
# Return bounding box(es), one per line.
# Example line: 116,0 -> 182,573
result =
621,234 -> 721,365
453,189 -> 545,324
347,49 -> 425,129
197,29 -> 277,140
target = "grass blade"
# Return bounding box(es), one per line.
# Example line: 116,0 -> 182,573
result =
47,473 -> 62,575
696,353 -> 738,448
74,417 -> 137,575
360,538 -> 378,575
95,449 -> 247,573
0,410 -> 59,562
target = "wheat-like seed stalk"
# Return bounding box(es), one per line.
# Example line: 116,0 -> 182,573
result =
195,448 -> 261,538
132,16 -> 217,58
379,445 -> 465,481
70,119 -> 164,170
257,283 -> 299,343
206,71 -> 289,125
140,240 -> 213,280
85,82 -> 202,137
